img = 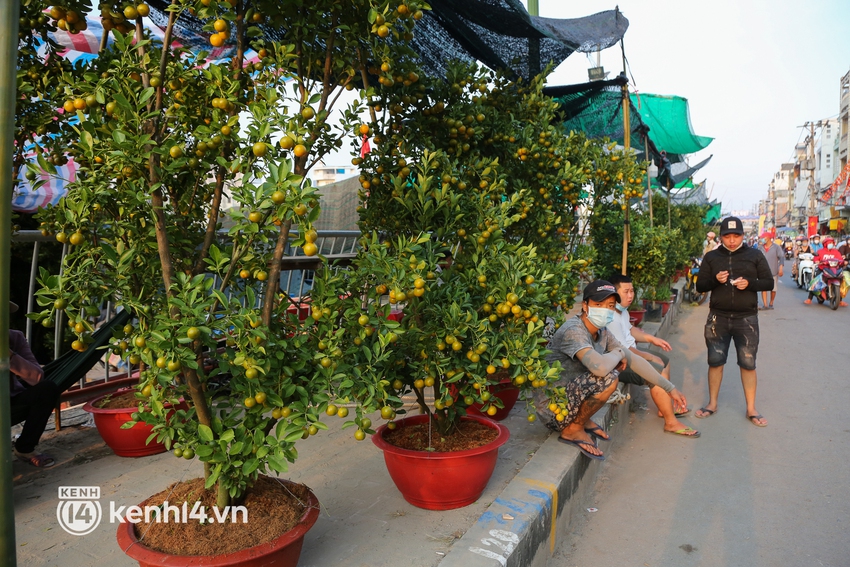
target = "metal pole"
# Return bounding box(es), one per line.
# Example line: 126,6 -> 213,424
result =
0,2 -> 22,564
621,79 -> 630,275
646,135 -> 653,228
667,178 -> 672,231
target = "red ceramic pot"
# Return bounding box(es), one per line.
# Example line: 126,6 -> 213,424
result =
83,390 -> 188,458
467,379 -> 520,421
659,300 -> 673,317
628,309 -> 645,326
372,414 -> 509,510
116,480 -> 319,567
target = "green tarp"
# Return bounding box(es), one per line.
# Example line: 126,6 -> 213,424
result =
546,77 -> 713,165
629,93 -> 713,156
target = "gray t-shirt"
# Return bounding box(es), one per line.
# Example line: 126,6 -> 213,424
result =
546,315 -> 623,380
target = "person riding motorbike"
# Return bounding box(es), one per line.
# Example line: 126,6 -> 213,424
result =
792,237 -> 813,279
804,236 -> 847,306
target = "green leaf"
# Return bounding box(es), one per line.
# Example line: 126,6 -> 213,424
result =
198,424 -> 214,442
220,430 -> 235,443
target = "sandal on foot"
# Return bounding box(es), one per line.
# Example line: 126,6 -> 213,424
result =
665,427 -> 700,438
558,437 -> 604,460
747,414 -> 768,427
694,407 -> 716,419
15,450 -> 55,468
584,424 -> 611,442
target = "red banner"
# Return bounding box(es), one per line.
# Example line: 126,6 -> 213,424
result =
808,216 -> 819,237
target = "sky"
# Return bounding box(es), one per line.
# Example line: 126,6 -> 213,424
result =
530,0 -> 850,213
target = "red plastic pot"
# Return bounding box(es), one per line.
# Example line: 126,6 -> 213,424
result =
372,414 -> 510,510
84,390 -> 188,458
467,379 -> 520,421
116,480 -> 319,567
628,309 -> 646,326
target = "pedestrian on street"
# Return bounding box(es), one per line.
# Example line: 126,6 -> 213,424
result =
702,232 -> 719,256
535,280 -> 688,460
694,217 -> 773,427
606,274 -> 699,438
758,234 -> 785,310
8,301 -> 60,467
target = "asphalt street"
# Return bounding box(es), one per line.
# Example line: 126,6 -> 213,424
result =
554,275 -> 850,567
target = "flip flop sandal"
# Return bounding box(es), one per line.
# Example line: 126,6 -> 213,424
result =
584,424 -> 611,442
694,407 -> 716,419
747,414 -> 768,427
665,427 -> 700,438
15,451 -> 55,468
557,437 -> 604,460
674,407 -> 691,417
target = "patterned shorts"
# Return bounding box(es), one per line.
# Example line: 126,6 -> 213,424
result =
535,370 -> 619,432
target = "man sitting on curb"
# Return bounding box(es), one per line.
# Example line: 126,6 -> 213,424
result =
8,301 -> 60,467
606,274 -> 699,438
534,280 -> 689,460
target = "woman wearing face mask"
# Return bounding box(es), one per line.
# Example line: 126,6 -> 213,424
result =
804,236 -> 848,306
534,280 -> 688,460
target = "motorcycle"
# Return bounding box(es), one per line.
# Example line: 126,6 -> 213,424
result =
683,257 -> 707,305
821,259 -> 846,311
784,243 -> 794,260
796,252 -> 815,289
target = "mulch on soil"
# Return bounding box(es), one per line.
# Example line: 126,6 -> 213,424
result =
131,476 -> 312,556
383,419 -> 498,452
95,390 -> 139,409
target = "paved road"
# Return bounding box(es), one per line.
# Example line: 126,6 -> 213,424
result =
554,276 -> 850,567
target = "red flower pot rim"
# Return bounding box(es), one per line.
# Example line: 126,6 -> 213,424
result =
372,413 -> 510,459
116,478 -> 320,566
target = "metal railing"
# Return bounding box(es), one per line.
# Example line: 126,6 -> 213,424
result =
11,229 -> 359,392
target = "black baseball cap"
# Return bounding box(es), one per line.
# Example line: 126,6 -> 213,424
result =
719,216 -> 744,236
582,280 -> 621,303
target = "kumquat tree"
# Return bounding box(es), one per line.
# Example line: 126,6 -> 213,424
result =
25,0 -> 422,509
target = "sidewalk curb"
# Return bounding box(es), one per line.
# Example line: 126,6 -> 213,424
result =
439,282 -> 680,567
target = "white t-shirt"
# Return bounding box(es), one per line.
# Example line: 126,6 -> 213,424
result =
608,308 -> 636,349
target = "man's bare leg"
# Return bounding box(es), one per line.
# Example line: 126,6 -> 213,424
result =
695,365 -> 724,417
741,368 -> 766,425
559,381 -> 619,457
650,386 -> 694,432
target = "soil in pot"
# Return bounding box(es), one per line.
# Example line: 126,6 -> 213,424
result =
131,476 -> 312,556
95,390 -> 139,409
383,419 -> 498,452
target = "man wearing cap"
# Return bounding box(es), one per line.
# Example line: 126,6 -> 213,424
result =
695,217 -> 774,427
703,232 -> 719,257
8,301 -> 60,467
758,234 -> 784,310
535,280 -> 688,460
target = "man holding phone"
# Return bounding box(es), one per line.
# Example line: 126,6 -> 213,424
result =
694,217 -> 774,427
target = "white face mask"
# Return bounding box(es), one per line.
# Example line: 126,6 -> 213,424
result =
827,243 -> 835,250
615,303 -> 628,313
586,307 -> 615,329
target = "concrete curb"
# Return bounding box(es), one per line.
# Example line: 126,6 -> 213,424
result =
439,282 -> 680,567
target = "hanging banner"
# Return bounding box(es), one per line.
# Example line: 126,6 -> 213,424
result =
758,214 -> 765,236
808,216 -> 819,237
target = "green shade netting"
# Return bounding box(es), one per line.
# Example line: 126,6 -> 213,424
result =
629,93 -> 713,156
652,177 -> 694,189
703,203 -> 722,225
546,78 -> 713,165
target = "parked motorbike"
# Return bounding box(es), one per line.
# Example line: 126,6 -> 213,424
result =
683,257 -> 707,305
796,252 -> 815,289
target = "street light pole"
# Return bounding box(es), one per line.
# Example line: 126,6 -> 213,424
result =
0,2 -> 21,565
